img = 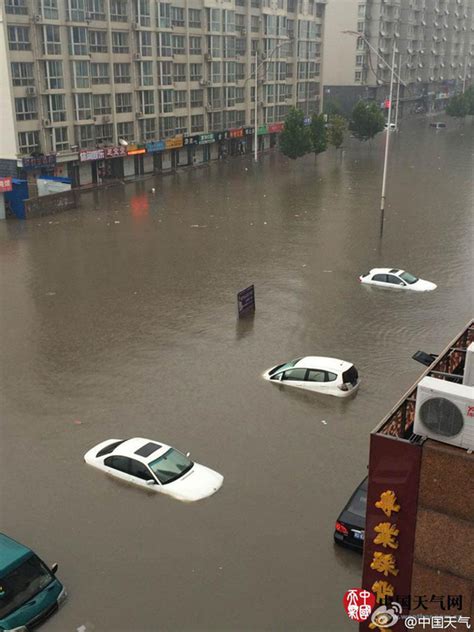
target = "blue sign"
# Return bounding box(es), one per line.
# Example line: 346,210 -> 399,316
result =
22,154 -> 56,170
237,285 -> 256,317
146,140 -> 165,153
304,117 -> 311,126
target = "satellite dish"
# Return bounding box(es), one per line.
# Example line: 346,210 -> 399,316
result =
118,138 -> 128,147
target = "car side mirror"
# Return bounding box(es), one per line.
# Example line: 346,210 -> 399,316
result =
51,563 -> 58,575
186,452 -> 191,458
146,479 -> 156,486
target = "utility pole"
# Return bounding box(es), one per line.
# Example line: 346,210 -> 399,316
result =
380,43 -> 397,215
254,50 -> 258,162
394,53 -> 401,130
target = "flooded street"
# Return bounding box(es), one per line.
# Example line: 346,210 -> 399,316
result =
0,118 -> 472,632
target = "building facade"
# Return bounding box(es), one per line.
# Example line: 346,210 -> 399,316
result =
323,0 -> 473,116
0,0 -> 326,186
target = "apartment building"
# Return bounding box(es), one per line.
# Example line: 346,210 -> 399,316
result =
323,0 -> 473,115
0,0 -> 325,186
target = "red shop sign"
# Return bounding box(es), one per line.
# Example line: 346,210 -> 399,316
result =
0,177 -> 13,193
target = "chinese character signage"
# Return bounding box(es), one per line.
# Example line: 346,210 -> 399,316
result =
243,127 -> 254,136
104,146 -> 127,159
22,154 -> 57,169
257,125 -> 267,136
214,131 -> 229,142
165,137 -> 184,149
146,140 -> 165,153
80,149 -> 105,162
268,122 -> 284,133
0,177 -> 13,193
198,133 -> 215,144
183,135 -> 199,146
229,128 -> 244,138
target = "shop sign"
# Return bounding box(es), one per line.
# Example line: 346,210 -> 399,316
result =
0,177 -> 13,193
229,128 -> 244,139
165,137 -> 184,149
243,127 -> 254,136
80,149 -> 105,162
127,148 -> 146,155
257,125 -> 267,136
214,130 -> 229,141
198,133 -> 215,144
183,135 -> 199,146
104,146 -> 127,159
268,122 -> 284,133
146,140 -> 166,153
22,154 -> 57,169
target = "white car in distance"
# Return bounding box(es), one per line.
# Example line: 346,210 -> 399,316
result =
263,357 -> 360,398
84,437 -> 223,502
359,268 -> 437,292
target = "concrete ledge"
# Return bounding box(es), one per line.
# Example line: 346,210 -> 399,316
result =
24,189 -> 79,218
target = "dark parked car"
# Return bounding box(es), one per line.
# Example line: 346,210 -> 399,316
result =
334,477 -> 368,552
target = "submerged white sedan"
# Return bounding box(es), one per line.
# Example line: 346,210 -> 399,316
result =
263,357 -> 360,398
84,437 -> 223,502
359,268 -> 437,292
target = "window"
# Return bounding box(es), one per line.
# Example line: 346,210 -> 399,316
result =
87,0 -> 105,20
114,63 -> 131,83
158,32 -> 172,56
171,6 -> 185,27
158,61 -> 172,85
160,90 -> 173,114
175,116 -> 187,134
92,62 -> 109,84
173,63 -> 186,82
399,271 -> 418,284
223,36 -> 235,58
223,9 -> 234,33
208,35 -> 221,57
189,36 -> 202,55
116,92 -> 132,113
15,98 -> 38,121
356,54 -> 364,67
190,89 -> 203,107
46,94 -> 66,122
11,63 -> 34,87
358,3 -> 366,17
69,27 -> 88,55
104,456 -> 131,473
112,31 -> 129,53
74,92 -> 92,119
40,0 -> 59,18
95,123 -> 113,143
264,106 -> 275,123
137,30 -> 152,56
117,121 -> 134,140
77,124 -> 94,146
89,30 -> 108,52
138,60 -> 153,86
8,26 -> 30,51
208,86 -> 221,108
139,90 -> 154,114
236,38 -> 246,55
68,0 -> 85,20
5,0 -> 28,15
18,131 -> 40,154
190,63 -> 202,81
188,8 -> 201,28
174,90 -> 187,108
158,2 -> 170,28
211,61 -> 221,83
43,61 -> 63,89
236,63 -> 244,80
172,35 -> 185,55
354,70 -> 362,82
139,117 -> 156,140
148,448 -> 192,485
357,37 -> 365,51
235,87 -> 244,103
134,0 -> 150,26
111,0 -> 127,21
42,25 -> 61,54
372,274 -> 388,283
223,61 -> 235,83
209,8 -> 221,32
128,459 -> 152,480
306,369 -> 326,382
282,368 -> 307,381
52,127 -> 68,151
386,274 -> 404,285
72,61 -> 90,88
264,84 -> 274,104
251,16 -> 259,33
191,114 -> 203,132
93,93 -> 111,115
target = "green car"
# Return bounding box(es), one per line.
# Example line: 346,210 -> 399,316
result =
0,534 -> 67,631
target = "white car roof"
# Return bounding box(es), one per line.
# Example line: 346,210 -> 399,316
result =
294,357 -> 353,372
115,437 -> 172,463
369,268 -> 403,275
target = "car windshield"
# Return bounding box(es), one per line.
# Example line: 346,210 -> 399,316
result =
0,555 -> 54,619
348,488 -> 367,518
149,448 -> 193,485
269,358 -> 302,375
399,271 -> 418,284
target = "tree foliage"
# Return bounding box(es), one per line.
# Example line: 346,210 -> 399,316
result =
309,113 -> 327,155
446,91 -> 471,119
349,101 -> 385,142
327,115 -> 347,149
279,107 -> 311,159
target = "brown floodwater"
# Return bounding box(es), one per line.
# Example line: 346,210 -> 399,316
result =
0,118 -> 472,632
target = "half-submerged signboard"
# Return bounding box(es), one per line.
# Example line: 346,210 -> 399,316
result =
237,285 -> 255,317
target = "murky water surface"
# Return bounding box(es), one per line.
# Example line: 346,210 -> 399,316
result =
0,118 -> 472,631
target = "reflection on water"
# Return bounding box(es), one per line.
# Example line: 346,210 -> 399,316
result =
0,118 -> 472,632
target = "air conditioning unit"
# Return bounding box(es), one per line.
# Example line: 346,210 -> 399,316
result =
414,376 -> 474,450
33,14 -> 42,22
134,53 -> 142,59
132,22 -> 139,29
204,53 -> 212,61
199,78 -> 209,86
42,118 -> 50,126
136,111 -> 144,117
26,86 -> 36,96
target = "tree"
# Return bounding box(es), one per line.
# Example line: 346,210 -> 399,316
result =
465,87 -> 474,115
279,107 -> 311,159
327,115 -> 347,149
309,113 -> 327,155
446,93 -> 469,120
349,100 -> 385,142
